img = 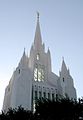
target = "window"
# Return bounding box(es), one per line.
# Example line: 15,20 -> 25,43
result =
38,68 -> 42,81
48,93 -> 50,100
8,87 -> 10,92
34,67 -> 38,81
34,64 -> 45,82
56,94 -> 58,99
52,93 -> 55,100
39,91 -> 42,100
63,77 -> 64,82
19,69 -> 20,74
35,91 -> 37,100
36,53 -> 40,60
43,92 -> 46,98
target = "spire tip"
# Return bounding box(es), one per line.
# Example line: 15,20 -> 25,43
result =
62,56 -> 64,61
23,47 -> 26,55
24,47 -> 25,52
37,11 -> 39,21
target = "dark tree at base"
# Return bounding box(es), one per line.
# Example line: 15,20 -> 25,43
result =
0,98 -> 83,120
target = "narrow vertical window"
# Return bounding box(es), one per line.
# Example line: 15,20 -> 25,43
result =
34,64 -> 45,82
52,93 -> 55,101
39,91 -> 42,100
38,68 -> 42,81
35,91 -> 37,100
19,69 -> 20,74
34,66 -> 38,81
48,93 -> 50,100
8,87 -> 10,92
63,77 -> 64,82
43,92 -> 46,98
56,94 -> 58,99
37,53 -> 40,60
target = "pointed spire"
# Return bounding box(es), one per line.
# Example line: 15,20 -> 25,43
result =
37,11 -> 39,22
62,56 -> 64,61
19,48 -> 28,68
42,43 -> 45,51
61,57 -> 68,73
21,48 -> 26,62
34,12 -> 42,49
47,47 -> 51,57
23,47 -> 25,56
68,67 -> 70,74
47,47 -> 50,54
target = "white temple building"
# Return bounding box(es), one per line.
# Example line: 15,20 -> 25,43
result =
3,14 -> 77,112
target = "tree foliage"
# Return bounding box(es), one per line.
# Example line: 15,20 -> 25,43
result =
0,98 -> 83,120
0,106 -> 33,120
35,98 -> 83,120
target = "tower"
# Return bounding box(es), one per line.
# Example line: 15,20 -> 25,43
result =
3,14 -> 77,112
59,58 -> 77,99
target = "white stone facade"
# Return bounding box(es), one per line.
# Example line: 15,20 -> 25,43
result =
3,15 -> 77,112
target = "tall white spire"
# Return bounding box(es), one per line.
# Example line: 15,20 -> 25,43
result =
61,57 -> 68,74
19,48 -> 28,68
37,12 -> 39,22
34,12 -> 42,49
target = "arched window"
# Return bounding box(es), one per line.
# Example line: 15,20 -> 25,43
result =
36,53 -> 40,60
34,64 -> 45,82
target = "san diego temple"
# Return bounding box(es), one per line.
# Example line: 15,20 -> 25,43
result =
3,14 -> 77,112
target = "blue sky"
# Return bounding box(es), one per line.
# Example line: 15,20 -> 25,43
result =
0,0 -> 83,111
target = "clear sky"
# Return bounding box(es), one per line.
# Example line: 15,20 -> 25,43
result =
0,0 -> 83,112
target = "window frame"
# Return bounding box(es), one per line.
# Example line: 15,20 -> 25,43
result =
34,64 -> 45,82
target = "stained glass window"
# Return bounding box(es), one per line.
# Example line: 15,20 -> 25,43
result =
34,67 -> 38,81
34,64 -> 45,82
